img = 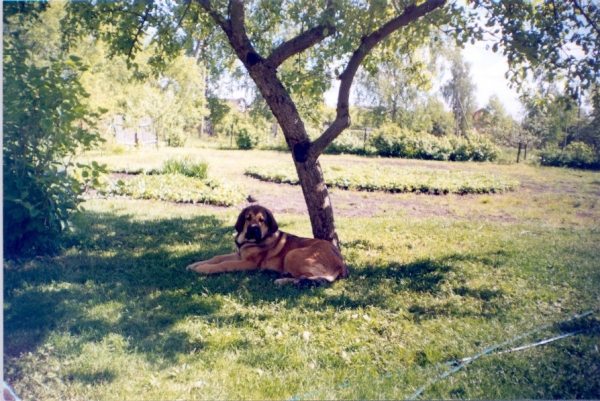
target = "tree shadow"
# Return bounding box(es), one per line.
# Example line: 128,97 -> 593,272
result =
4,207 -> 509,369
4,210 -> 230,363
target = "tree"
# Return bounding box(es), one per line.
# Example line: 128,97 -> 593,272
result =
470,0 -> 600,95
63,0 -> 600,247
441,48 -> 476,136
474,95 -> 518,145
354,39 -> 437,126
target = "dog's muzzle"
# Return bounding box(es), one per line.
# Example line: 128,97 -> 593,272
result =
245,226 -> 262,241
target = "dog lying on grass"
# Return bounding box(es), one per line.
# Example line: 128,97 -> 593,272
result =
186,205 -> 348,285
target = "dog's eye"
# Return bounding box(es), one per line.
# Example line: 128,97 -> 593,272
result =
259,218 -> 265,223
246,215 -> 251,221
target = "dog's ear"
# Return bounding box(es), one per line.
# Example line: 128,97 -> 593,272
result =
264,207 -> 279,234
235,207 -> 248,233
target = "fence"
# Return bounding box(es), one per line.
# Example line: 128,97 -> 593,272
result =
113,115 -> 158,147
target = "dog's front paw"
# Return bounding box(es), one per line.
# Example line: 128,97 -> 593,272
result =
187,262 -> 208,273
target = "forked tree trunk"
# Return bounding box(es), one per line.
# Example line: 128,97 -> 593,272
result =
199,0 -> 448,249
246,62 -> 340,246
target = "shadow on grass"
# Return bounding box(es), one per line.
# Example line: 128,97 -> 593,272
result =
4,207 -> 506,367
4,209 -> 230,362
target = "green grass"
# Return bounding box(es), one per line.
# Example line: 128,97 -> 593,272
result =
4,146 -> 600,400
246,164 -> 519,194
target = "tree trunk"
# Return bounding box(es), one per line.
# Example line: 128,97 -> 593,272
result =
246,63 -> 340,246
516,142 -> 522,163
295,159 -> 339,246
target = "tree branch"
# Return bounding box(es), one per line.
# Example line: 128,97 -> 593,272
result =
128,2 -> 152,59
198,0 -> 263,68
266,2 -> 336,68
571,0 -> 600,37
309,0 -> 448,160
197,0 -> 230,35
267,24 -> 336,68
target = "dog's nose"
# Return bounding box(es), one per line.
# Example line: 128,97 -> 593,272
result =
246,225 -> 261,240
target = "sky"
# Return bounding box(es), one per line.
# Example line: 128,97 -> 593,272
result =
461,41 -> 523,119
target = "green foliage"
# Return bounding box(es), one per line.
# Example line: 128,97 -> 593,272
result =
369,126 -> 500,162
470,1 -> 600,94
235,127 -> 260,150
245,164 -> 518,195
474,95 -> 520,146
3,4 -> 106,258
324,131 -> 370,155
540,142 -> 599,170
102,175 -> 246,206
161,156 -> 209,179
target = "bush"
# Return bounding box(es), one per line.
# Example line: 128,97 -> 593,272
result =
162,156 -> 209,179
235,127 -> 260,150
540,142 -> 599,169
369,126 -> 500,162
3,22 -> 105,258
324,131 -> 370,155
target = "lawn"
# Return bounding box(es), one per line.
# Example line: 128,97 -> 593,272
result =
4,145 -> 600,400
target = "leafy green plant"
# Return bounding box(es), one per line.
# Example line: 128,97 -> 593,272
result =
324,131 -> 371,155
369,126 -> 500,162
235,127 -> 260,150
102,174 -> 246,206
245,164 -> 519,194
161,156 -> 209,179
540,142 -> 599,170
3,10 -> 105,258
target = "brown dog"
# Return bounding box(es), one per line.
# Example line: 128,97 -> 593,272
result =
186,205 -> 348,285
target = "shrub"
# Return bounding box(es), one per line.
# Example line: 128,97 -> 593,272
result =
324,131 -> 370,155
369,126 -> 500,162
540,142 -> 599,170
162,156 -> 209,179
3,24 -> 105,258
235,127 -> 260,150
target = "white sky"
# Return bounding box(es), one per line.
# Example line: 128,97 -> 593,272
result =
461,42 -> 523,119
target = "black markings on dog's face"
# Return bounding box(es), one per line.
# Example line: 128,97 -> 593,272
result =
235,206 -> 279,242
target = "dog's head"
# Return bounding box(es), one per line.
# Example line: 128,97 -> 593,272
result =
235,205 -> 279,242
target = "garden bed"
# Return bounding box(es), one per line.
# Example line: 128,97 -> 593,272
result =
245,164 -> 519,195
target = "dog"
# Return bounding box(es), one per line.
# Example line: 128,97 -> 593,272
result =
186,205 -> 349,285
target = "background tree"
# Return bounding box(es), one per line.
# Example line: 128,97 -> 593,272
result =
474,94 -> 518,145
354,39 -> 437,126
441,48 -> 476,136
579,86 -> 600,150
62,0 -> 600,246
